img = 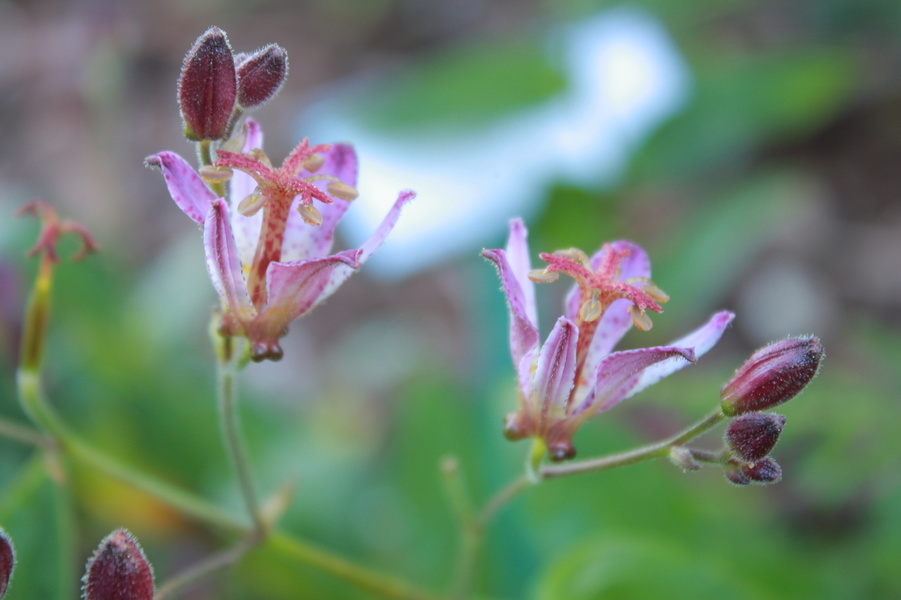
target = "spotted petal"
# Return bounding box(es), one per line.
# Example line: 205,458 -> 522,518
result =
625,310 -> 735,400
145,151 -> 217,224
531,317 -> 579,420
571,344 -> 697,420
203,199 -> 254,321
264,189 -> 414,326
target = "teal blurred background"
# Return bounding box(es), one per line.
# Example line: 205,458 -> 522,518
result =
1,0 -> 900,598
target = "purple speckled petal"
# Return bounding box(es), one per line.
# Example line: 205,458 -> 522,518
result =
145,151 -> 217,224
532,317 -> 579,420
228,118 -> 264,267
265,189 -> 414,324
203,199 -> 255,320
483,239 -> 541,394
505,219 -> 537,326
281,143 -> 359,263
625,310 -> 734,400
263,249 -> 360,326
571,345 -> 696,420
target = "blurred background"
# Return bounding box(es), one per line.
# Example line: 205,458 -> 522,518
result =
1,0 -> 900,598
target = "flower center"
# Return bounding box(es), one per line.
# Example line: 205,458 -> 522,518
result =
211,138 -> 360,307
529,244 -> 669,331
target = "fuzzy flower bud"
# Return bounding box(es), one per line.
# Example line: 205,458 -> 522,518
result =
726,412 -> 786,462
178,27 -> 237,141
0,528 -> 14,599
82,529 -> 154,600
721,337 -> 823,416
724,456 -> 783,486
236,44 -> 288,109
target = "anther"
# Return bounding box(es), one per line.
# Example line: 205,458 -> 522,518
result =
302,154 -> 325,172
248,148 -> 272,168
629,305 -> 653,331
326,181 -> 359,201
527,268 -> 559,283
199,165 -> 234,184
579,295 -> 603,322
237,189 -> 266,217
297,203 -> 323,226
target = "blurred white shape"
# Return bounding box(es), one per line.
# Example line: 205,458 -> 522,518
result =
299,8 -> 688,278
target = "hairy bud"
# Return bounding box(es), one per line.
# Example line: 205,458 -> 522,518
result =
236,44 -> 288,109
0,528 -> 14,599
721,337 -> 823,416
726,412 -> 786,462
178,27 -> 237,141
83,529 -> 154,600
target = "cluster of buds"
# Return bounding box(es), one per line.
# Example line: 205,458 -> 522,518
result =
178,27 -> 287,142
719,337 -> 824,485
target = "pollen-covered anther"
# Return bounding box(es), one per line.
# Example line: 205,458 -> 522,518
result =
527,268 -> 559,284
629,304 -> 654,331
630,278 -> 670,305
557,247 -> 591,267
302,153 -> 325,172
237,189 -> 266,217
199,165 -> 234,184
297,203 -> 323,226
326,181 -> 359,202
579,294 -> 603,322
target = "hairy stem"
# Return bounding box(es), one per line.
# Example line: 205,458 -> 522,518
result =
540,408 -> 726,479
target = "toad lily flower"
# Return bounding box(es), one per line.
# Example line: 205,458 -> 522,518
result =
483,219 -> 734,461
146,119 -> 414,361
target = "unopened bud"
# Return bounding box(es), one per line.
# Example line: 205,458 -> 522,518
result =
669,446 -> 702,472
0,528 -> 14,599
725,462 -> 751,486
83,529 -> 154,600
178,27 -> 237,141
742,457 -> 782,485
726,412 -> 786,462
236,44 -> 288,109
721,337 -> 823,416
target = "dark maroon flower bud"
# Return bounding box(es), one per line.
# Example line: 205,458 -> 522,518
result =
742,457 -> 782,485
721,337 -> 823,416
725,463 -> 751,486
178,27 -> 237,141
726,412 -> 786,462
236,44 -> 288,109
83,529 -> 154,600
0,528 -> 14,599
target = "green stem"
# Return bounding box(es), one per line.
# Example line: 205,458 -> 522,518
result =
198,140 -> 225,197
269,533 -> 446,600
540,408 -> 726,479
216,336 -> 265,533
154,539 -> 255,600
0,416 -> 47,447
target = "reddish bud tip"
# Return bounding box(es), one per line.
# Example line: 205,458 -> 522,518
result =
0,528 -> 14,599
83,529 -> 154,600
726,412 -> 786,462
721,337 -> 824,416
742,457 -> 783,485
178,26 -> 237,141
236,44 -> 288,109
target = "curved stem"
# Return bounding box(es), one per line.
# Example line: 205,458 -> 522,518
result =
540,408 -> 726,479
216,341 -> 265,533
